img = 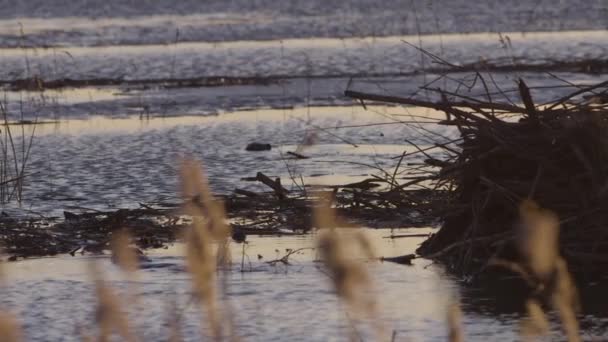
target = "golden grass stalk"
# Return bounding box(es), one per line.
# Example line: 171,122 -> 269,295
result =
315,195 -> 374,312
0,255 -> 21,342
0,257 -> 5,285
517,199 -> 580,342
167,299 -> 184,342
552,259 -> 581,342
108,228 -> 143,322
518,200 -> 560,282
520,299 -> 550,338
180,159 -> 234,340
0,311 -> 21,342
110,230 -> 139,275
184,217 -> 222,338
447,302 -> 463,342
313,192 -> 382,339
89,262 -> 136,342
180,159 -> 231,266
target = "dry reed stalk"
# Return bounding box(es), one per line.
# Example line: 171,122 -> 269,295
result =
0,257 -> 5,285
109,229 -> 143,320
313,192 -> 383,340
517,200 -> 580,342
520,299 -> 550,338
110,230 -> 139,275
517,200 -> 560,282
0,101 -> 36,204
180,159 -> 231,266
552,259 -> 580,342
447,302 -> 463,342
0,255 -> 21,341
90,262 -> 136,342
0,311 -> 22,342
180,159 -> 233,340
167,299 -> 184,342
79,332 -> 94,342
183,216 -> 222,338
315,199 -> 374,312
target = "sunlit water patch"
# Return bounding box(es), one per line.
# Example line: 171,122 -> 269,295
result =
0,0 -> 606,47
2,229 -> 608,341
0,106 -> 453,216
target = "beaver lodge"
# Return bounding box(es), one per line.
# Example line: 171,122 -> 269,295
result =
346,78 -> 608,277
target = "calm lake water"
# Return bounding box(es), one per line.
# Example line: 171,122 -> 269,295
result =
0,1 -> 607,341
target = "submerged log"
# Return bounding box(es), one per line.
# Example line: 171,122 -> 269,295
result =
286,151 -> 310,159
256,172 -> 288,199
381,254 -> 416,265
234,188 -> 259,197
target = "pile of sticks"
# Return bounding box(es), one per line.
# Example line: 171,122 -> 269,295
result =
229,172 -> 440,233
347,79 -> 608,276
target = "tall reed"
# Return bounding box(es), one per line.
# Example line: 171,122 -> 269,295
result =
517,200 -> 580,341
0,101 -> 36,203
180,159 -> 233,340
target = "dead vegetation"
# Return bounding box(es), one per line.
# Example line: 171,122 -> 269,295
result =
346,76 -> 608,281
0,175 -> 439,260
0,205 -> 184,260
424,57 -> 608,75
0,157 -> 589,340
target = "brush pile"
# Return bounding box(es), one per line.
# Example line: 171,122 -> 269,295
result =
0,205 -> 185,259
346,79 -> 608,276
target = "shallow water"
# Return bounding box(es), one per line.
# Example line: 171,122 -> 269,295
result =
4,105 -> 453,216
0,30 -> 606,118
1,1 -> 607,340
2,229 -> 608,341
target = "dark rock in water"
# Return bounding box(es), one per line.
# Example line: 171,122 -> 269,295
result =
245,142 -> 272,151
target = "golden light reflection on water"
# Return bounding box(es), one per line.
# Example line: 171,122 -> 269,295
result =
3,87 -> 122,105
1,228 -> 436,281
21,105 -> 445,136
1,227 -> 462,340
0,30 -> 604,56
0,14 -> 269,35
